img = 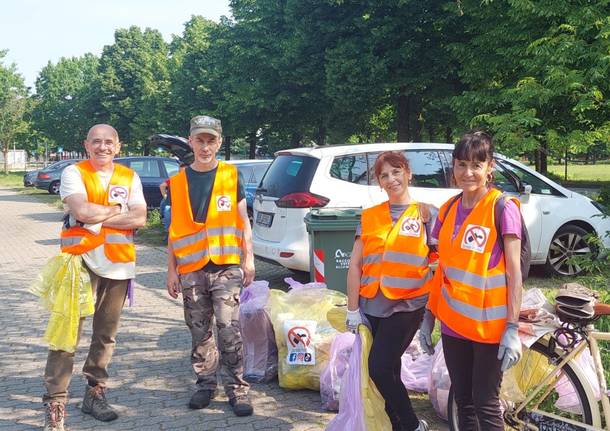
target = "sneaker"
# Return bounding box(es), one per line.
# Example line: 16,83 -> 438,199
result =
228,395 -> 253,417
188,389 -> 214,410
81,384 -> 118,422
43,402 -> 65,431
414,419 -> 429,431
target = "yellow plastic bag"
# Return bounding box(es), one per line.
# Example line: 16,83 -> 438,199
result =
500,346 -> 555,403
359,324 -> 393,431
29,253 -> 94,352
268,287 -> 346,390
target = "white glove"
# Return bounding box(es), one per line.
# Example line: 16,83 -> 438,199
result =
346,308 -> 363,333
419,309 -> 436,355
498,322 -> 522,371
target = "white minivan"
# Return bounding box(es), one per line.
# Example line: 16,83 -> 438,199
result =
252,143 -> 610,276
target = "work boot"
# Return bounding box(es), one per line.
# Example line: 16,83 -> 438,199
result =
188,389 -> 214,409
229,395 -> 253,417
43,402 -> 65,431
81,384 -> 118,422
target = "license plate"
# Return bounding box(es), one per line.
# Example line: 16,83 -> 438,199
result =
256,211 -> 274,227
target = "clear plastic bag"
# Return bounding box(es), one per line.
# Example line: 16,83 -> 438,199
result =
239,280 -> 278,383
320,332 -> 355,411
401,337 -> 433,393
29,253 -> 94,353
268,284 -> 346,391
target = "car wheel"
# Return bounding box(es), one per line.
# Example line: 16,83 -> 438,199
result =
545,224 -> 592,276
48,181 -> 60,195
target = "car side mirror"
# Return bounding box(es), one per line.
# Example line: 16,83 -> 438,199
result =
522,184 -> 532,195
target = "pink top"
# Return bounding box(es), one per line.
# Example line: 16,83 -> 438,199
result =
431,197 -> 522,340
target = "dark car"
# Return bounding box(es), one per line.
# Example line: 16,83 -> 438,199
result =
146,134 -> 272,215
115,156 -> 180,208
35,159 -> 82,194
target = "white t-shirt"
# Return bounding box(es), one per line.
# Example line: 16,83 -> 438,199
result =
60,163 -> 146,280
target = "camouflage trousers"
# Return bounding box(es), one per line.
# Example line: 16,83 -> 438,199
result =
179,266 -> 249,398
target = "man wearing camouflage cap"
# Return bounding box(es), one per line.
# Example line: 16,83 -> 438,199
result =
165,115 -> 254,416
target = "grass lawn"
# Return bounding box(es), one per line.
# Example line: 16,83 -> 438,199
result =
546,162 -> 610,183
0,171 -> 27,188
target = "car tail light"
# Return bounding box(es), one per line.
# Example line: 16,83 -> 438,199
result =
38,173 -> 50,179
275,192 -> 329,208
279,251 -> 294,258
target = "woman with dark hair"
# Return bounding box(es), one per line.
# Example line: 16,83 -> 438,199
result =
346,151 -> 436,431
420,130 -> 523,430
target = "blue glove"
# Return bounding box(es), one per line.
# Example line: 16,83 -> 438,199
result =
498,322 -> 522,371
346,308 -> 363,333
418,309 -> 436,355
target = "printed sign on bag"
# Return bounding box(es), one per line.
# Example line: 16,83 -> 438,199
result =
399,217 -> 421,237
216,195 -> 232,211
108,185 -> 128,205
461,224 -> 490,253
284,320 -> 316,365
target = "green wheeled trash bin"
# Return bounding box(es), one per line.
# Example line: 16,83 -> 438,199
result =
303,207 -> 362,293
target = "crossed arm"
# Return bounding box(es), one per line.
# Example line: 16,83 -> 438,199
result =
64,194 -> 147,230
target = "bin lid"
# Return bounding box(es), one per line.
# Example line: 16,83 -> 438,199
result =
304,207 -> 362,231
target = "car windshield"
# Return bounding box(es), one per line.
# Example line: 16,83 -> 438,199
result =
258,155 -> 319,197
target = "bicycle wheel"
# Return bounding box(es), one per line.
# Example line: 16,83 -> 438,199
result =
447,339 -> 598,430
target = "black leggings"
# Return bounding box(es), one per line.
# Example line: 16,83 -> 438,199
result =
365,308 -> 425,431
442,333 -> 504,431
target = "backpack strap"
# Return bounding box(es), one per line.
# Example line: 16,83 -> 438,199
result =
439,192 -> 463,224
494,194 -> 506,251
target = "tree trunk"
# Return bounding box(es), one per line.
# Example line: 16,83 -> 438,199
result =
2,145 -> 8,175
411,96 -> 423,142
396,89 -> 410,142
247,132 -> 256,159
537,140 -> 548,174
316,124 -> 326,146
224,136 -> 231,160
564,147 -> 568,181
445,127 -> 452,144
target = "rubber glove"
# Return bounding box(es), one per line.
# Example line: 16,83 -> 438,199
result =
498,322 -> 522,371
419,309 -> 436,355
346,308 -> 363,333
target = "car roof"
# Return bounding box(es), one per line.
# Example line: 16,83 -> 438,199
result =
224,159 -> 272,165
275,142 -> 455,158
115,156 -> 177,161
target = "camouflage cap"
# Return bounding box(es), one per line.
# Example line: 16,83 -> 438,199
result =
190,115 -> 222,138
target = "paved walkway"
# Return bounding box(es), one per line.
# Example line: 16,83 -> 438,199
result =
0,187 -> 447,430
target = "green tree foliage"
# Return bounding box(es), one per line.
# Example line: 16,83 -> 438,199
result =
451,0 -> 610,172
0,51 -> 28,173
32,54 -> 100,153
98,26 -> 170,153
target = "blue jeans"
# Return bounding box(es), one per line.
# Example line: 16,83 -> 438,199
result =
160,198 -> 171,231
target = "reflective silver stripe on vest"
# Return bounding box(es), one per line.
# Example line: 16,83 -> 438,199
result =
381,270 -> 431,290
360,275 -> 379,285
177,249 -> 209,266
362,253 -> 382,265
444,266 -> 506,290
106,233 -> 134,244
441,285 -> 507,321
172,230 -> 207,250
209,245 -> 241,256
207,227 -> 244,238
383,251 -> 428,267
61,236 -> 84,247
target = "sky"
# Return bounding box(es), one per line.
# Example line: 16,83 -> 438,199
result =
1,0 -> 231,90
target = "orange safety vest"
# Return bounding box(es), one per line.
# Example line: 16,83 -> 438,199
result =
169,162 -> 244,274
428,188 -> 516,343
360,202 -> 432,300
60,160 -> 136,263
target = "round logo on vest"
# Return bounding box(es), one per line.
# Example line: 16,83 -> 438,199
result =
399,217 -> 421,237
461,224 -> 490,253
216,195 -> 232,211
108,185 -> 128,205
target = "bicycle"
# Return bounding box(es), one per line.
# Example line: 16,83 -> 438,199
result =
447,302 -> 610,430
